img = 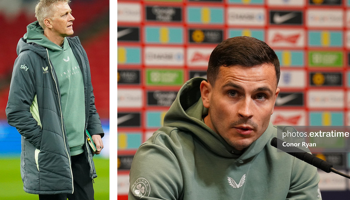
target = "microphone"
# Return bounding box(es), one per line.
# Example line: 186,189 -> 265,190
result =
271,137 -> 350,179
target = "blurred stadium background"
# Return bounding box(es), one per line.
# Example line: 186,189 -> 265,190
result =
118,0 -> 350,199
0,0 -> 109,199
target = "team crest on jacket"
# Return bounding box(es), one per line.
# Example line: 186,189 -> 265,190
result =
131,177 -> 151,198
228,174 -> 246,189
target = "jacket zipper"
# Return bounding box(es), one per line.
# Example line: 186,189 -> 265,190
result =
46,49 -> 74,194
85,134 -> 94,179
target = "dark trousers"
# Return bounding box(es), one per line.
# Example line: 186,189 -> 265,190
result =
39,152 -> 94,200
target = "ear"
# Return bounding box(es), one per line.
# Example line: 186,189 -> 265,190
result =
271,87 -> 280,115
43,18 -> 53,29
200,80 -> 212,109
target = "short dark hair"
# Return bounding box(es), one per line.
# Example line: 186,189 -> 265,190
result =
207,36 -> 280,85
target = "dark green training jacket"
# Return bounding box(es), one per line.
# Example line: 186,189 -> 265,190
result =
6,36 -> 104,195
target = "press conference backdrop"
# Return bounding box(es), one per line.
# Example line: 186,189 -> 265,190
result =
118,0 -> 350,199
0,0 -> 109,199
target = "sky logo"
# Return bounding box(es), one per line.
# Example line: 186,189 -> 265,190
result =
145,26 -> 183,44
118,47 -> 141,64
275,50 -> 304,67
187,7 -> 223,24
118,132 -> 142,150
309,112 -> 344,126
146,111 -> 167,128
229,29 -> 264,41
308,31 -> 342,47
229,0 -> 264,4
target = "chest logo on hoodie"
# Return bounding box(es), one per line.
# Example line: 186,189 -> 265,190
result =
63,56 -> 70,62
20,64 -> 28,71
42,66 -> 48,74
228,174 -> 246,189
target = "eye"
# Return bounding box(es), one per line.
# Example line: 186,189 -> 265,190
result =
228,90 -> 237,97
255,93 -> 267,100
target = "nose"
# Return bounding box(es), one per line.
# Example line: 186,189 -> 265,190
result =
69,13 -> 75,21
237,97 -> 253,119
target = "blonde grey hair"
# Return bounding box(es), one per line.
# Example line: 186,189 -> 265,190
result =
35,0 -> 71,28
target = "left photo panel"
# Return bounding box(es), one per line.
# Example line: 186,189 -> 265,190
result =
0,0 -> 109,199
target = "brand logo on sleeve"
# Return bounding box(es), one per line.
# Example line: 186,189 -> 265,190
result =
131,177 -> 151,198
20,64 -> 28,71
228,174 -> 246,189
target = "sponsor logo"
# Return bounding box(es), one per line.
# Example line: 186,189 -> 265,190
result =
118,89 -> 143,108
275,50 -> 304,67
118,69 -> 140,85
309,111 -> 344,126
307,9 -> 343,28
346,31 -> 350,48
146,6 -> 182,22
309,72 -> 342,86
309,0 -> 342,5
118,155 -> 134,170
146,111 -> 167,128
187,48 -> 212,66
131,177 -> 151,198
229,0 -> 263,4
278,70 -> 306,88
228,174 -> 246,189
118,175 -> 130,195
145,47 -> 184,66
146,69 -> 184,86
271,110 -> 306,126
228,7 -> 265,26
189,29 -> 223,44
118,3 -> 141,22
267,0 -> 305,6
346,10 -> 350,28
118,112 -> 141,127
308,90 -> 344,108
270,11 -> 303,25
315,153 -> 346,169
318,171 -> 347,191
147,91 -> 178,106
20,64 -> 28,71
118,27 -> 140,42
145,26 -> 183,44
308,51 -> 343,67
268,29 -> 305,47
187,6 -> 224,24
118,132 -> 142,150
309,31 -> 342,47
229,29 -> 265,41
189,70 -> 207,79
118,47 -> 141,65
189,0 -> 223,1
275,92 -> 304,106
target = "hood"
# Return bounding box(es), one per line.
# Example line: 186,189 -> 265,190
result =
23,21 -> 69,52
163,77 -> 275,160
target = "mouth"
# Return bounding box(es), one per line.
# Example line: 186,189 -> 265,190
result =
67,24 -> 73,28
234,125 -> 254,135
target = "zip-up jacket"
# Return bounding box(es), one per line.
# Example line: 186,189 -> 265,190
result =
6,36 -> 104,194
129,77 -> 321,200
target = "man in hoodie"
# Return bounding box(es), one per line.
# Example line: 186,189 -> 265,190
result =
129,36 -> 321,200
6,0 -> 104,199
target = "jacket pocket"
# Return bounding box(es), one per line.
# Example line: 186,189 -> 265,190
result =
34,149 -> 40,171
